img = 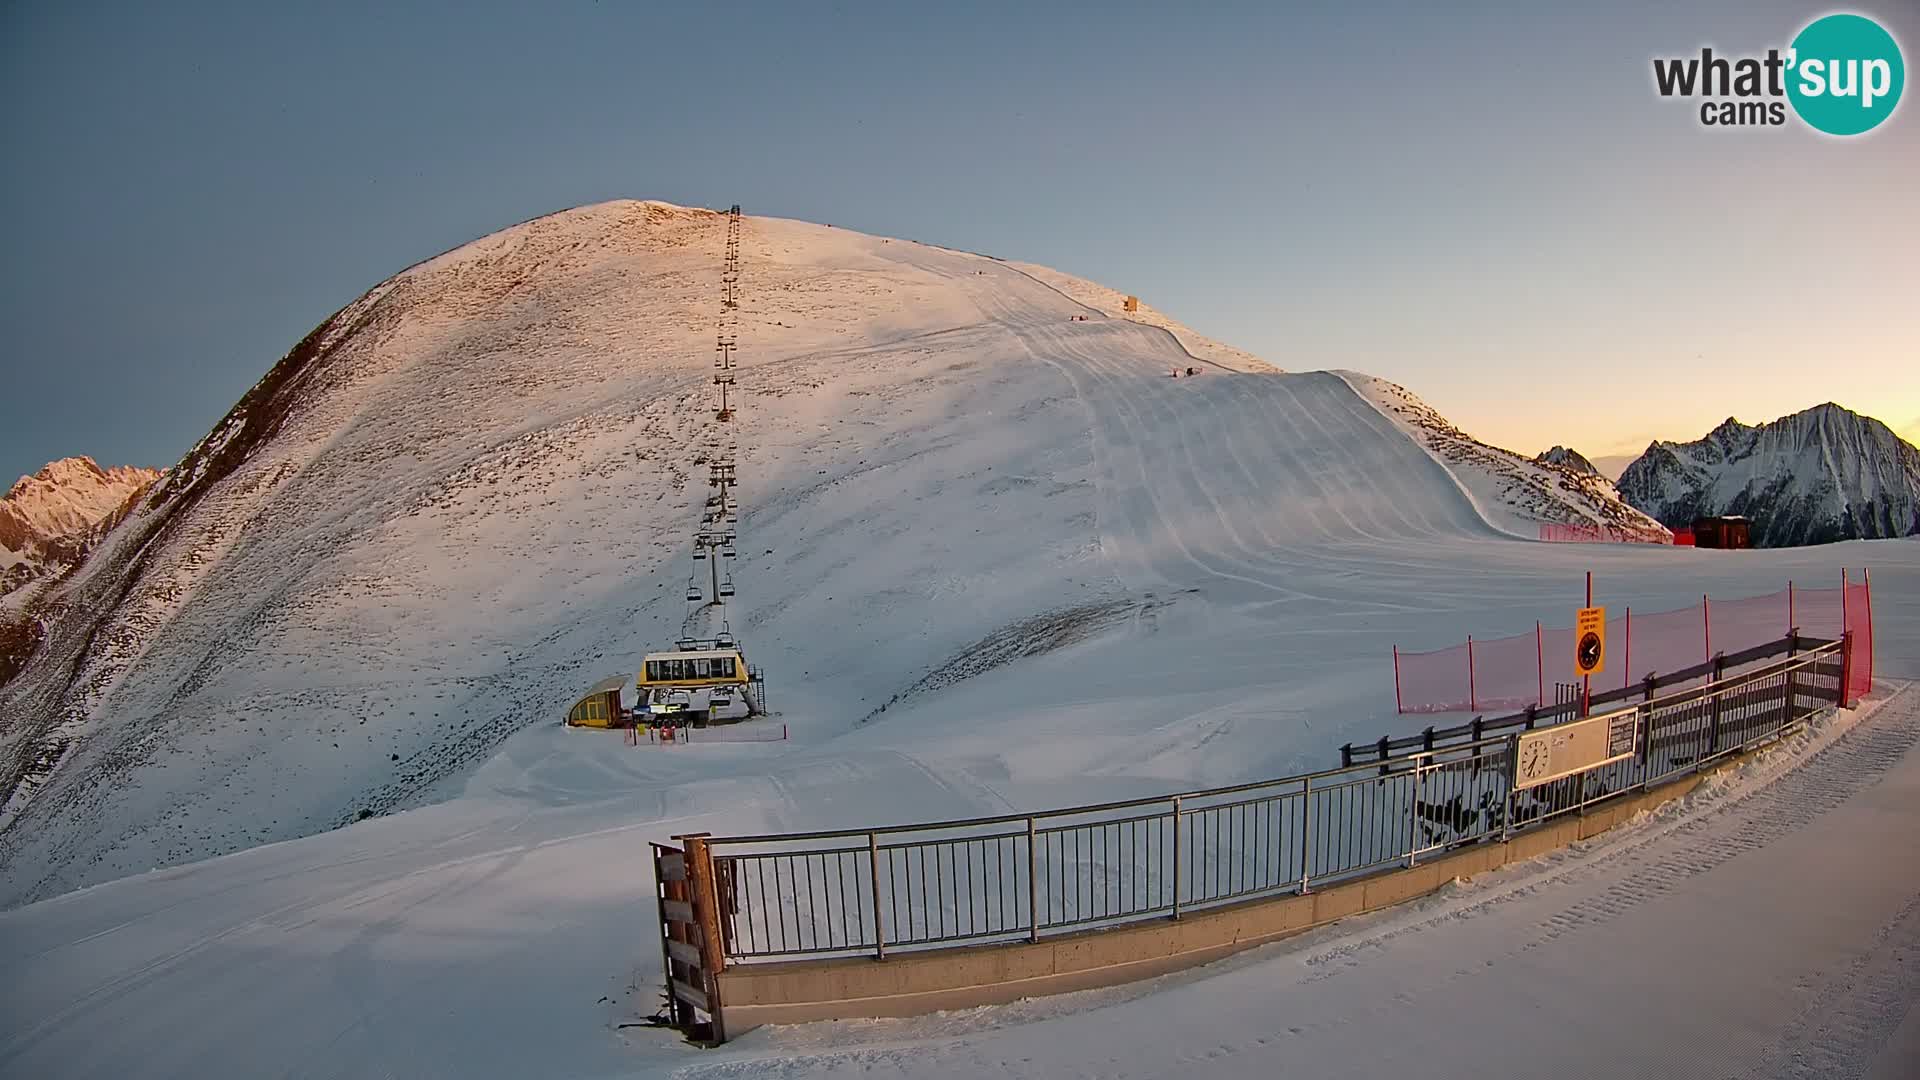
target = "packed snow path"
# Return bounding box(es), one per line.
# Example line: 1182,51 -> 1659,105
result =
1,686 -> 1912,1078
698,685 -> 1920,1080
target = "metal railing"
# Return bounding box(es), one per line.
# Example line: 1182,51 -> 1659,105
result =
698,635 -> 1849,964
1353,630 -> 1823,764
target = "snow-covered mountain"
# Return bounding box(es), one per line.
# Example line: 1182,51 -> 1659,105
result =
1,458 -> 161,595
2,458 -> 162,685
1535,445 -> 1600,476
1341,375 -> 1669,540
4,199 -> 1916,1079
1617,404 -> 1920,547
0,200 -> 1701,906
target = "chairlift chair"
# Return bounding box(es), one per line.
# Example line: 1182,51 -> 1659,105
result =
693,548 -> 708,561
685,586 -> 702,602
718,580 -> 736,597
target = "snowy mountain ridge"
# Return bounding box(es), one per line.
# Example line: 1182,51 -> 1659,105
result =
1339,374 -> 1669,540
1,458 -> 161,586
1617,402 -> 1920,546
1,458 -> 163,688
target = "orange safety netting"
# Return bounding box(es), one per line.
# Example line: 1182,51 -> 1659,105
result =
1394,575 -> 1875,714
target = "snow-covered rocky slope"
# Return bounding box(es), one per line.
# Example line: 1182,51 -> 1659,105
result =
0,201 -> 1778,907
1618,403 -> 1920,546
1339,373 -> 1669,540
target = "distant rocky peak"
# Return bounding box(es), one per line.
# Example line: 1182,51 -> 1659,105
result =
1616,402 -> 1920,547
4,457 -> 163,547
1535,445 -> 1600,476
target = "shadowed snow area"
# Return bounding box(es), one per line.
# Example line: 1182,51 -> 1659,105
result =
0,201 -> 1915,1078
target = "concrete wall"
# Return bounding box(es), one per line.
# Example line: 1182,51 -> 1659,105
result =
715,772 -> 1707,1034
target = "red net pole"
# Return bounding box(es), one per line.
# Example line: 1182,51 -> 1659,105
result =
1536,621 -> 1544,707
1624,606 -> 1632,690
1468,635 -> 1478,712
1703,593 -> 1712,664
1865,568 -> 1874,693
1393,645 -> 1404,714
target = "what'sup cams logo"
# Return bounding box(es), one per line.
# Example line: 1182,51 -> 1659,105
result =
1653,12 -> 1904,134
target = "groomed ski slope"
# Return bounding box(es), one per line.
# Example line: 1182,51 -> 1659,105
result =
0,204 -> 1915,1078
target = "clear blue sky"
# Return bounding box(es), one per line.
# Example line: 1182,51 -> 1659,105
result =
3,0 -> 1916,485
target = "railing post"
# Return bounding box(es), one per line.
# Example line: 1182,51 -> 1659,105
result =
1408,756 -> 1423,868
1708,653 -> 1725,756
1298,777 -> 1313,894
1840,629 -> 1855,709
1026,817 -> 1039,943
1632,703 -> 1651,788
1501,735 -> 1517,841
1171,796 -> 1183,920
867,831 -> 885,960
1783,659 -> 1797,731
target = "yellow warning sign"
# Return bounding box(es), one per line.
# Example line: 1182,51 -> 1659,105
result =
1574,605 -> 1606,676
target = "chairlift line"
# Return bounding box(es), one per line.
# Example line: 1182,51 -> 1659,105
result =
641,200 -> 764,722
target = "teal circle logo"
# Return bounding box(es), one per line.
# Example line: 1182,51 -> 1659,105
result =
1787,14 -> 1904,135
